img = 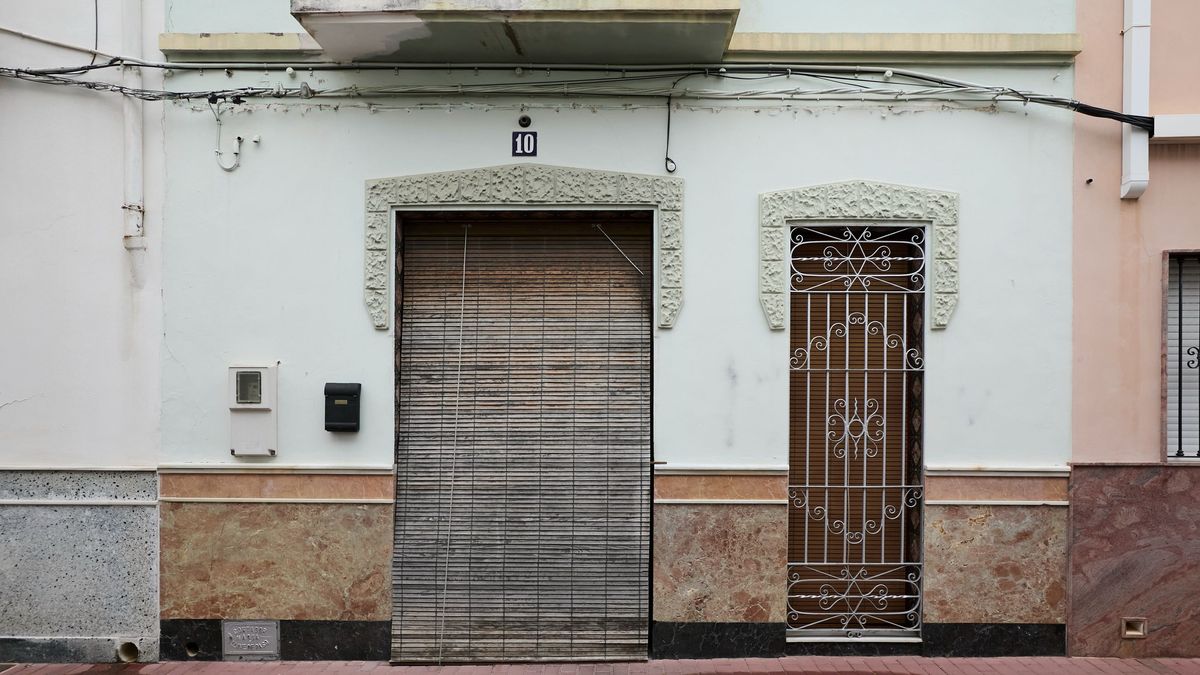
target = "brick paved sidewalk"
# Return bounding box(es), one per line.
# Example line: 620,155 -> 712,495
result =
5,658 -> 1200,674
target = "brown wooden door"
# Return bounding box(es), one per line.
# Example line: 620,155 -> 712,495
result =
392,211 -> 653,663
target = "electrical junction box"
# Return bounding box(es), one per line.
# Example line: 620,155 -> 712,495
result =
324,382 -> 361,432
229,365 -> 277,457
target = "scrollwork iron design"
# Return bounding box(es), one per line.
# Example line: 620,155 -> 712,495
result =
786,564 -> 923,634
791,226 -> 926,294
789,311 -> 923,371
788,485 -> 921,543
827,398 -> 883,460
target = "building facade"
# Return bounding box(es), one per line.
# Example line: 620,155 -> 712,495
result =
1069,0 -> 1200,658
0,0 -> 163,662
0,0 -> 1191,665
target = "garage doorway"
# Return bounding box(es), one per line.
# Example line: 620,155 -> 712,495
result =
391,210 -> 653,663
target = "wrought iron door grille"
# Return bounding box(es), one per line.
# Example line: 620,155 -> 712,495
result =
787,224 -> 925,639
1167,254 -> 1200,460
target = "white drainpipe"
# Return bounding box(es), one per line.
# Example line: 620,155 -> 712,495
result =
1121,0 -> 1150,199
122,0 -> 145,248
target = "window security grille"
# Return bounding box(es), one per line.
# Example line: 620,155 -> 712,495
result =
1167,254 -> 1200,460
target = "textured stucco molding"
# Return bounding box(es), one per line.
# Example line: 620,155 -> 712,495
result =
365,164 -> 684,330
758,180 -> 959,330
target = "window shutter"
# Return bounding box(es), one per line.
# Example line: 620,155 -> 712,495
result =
1167,255 -> 1200,459
392,216 -> 652,663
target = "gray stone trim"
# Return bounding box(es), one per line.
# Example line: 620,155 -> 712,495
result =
0,502 -> 159,640
758,180 -> 959,330
365,164 -> 684,329
0,470 -> 158,501
0,637 -> 159,663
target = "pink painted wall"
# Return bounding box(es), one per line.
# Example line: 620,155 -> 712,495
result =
1073,0 -> 1200,463
1150,1 -> 1200,114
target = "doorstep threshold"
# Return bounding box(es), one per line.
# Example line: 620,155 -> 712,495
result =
787,637 -> 923,643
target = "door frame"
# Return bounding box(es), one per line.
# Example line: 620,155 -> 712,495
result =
758,180 -> 960,643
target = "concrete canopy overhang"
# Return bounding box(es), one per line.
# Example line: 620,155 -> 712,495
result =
290,0 -> 740,64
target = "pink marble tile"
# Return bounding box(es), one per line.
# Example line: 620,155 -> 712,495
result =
160,473 -> 394,500
653,475 -> 787,501
1069,465 -> 1200,657
653,504 -> 787,623
924,476 -> 1067,502
923,505 -> 1067,624
161,503 -> 393,621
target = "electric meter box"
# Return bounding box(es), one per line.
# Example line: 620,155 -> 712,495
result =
229,365 -> 278,457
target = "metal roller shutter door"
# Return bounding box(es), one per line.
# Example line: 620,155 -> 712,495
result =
392,214 -> 652,663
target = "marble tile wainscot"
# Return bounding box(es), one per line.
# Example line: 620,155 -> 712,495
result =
0,469 -> 160,663
650,467 -> 787,659
158,469 -> 394,661
650,469 -> 1070,658
923,504 -> 1068,626
1069,463 -> 1200,658
784,471 -> 1068,658
920,470 -> 1069,658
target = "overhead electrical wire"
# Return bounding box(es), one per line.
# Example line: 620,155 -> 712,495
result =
0,23 -> 1155,134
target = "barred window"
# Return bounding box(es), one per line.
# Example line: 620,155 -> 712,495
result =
1166,254 -> 1200,460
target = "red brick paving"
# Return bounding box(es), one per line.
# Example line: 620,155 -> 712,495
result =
3,659 -> 1200,675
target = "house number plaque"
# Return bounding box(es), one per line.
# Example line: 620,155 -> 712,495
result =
512,131 -> 537,157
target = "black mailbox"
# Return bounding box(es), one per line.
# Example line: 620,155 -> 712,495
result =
324,383 -> 361,432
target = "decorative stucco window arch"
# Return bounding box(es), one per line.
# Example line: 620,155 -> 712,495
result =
363,164 -> 684,330
758,180 -> 959,330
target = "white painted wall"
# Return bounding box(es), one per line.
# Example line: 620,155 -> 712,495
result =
166,0 -> 304,34
161,0 -> 1077,40
0,3 -> 1078,471
0,0 -> 163,468
736,0 -> 1075,34
160,64 -> 1074,471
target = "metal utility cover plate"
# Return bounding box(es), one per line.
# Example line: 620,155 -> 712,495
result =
222,620 -> 280,661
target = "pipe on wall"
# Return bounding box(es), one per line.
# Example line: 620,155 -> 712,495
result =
1121,0 -> 1150,199
122,0 -> 145,249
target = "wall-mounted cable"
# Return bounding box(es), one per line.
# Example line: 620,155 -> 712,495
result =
0,49 -> 1155,134
663,95 -> 677,174
87,0 -> 98,66
209,101 -> 243,172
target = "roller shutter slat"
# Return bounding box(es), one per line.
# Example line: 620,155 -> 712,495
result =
393,217 -> 652,663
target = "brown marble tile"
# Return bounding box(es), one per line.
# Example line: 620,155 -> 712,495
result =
923,504 -> 1067,624
925,476 -> 1067,501
653,503 -> 787,623
161,502 -> 392,620
1069,465 -> 1200,657
160,473 -> 394,500
654,475 -> 787,501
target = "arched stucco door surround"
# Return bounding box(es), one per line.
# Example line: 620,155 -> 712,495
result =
758,180 -> 960,330
363,163 -> 684,330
